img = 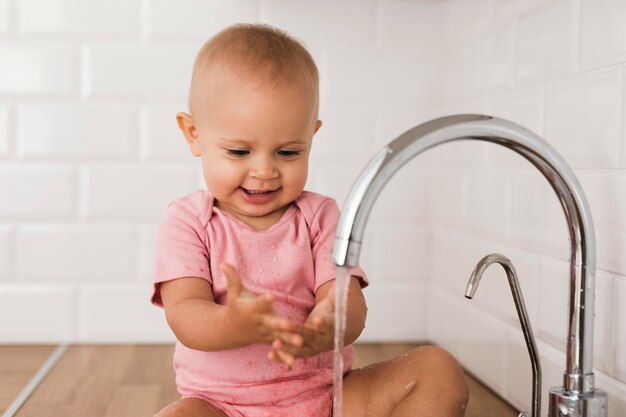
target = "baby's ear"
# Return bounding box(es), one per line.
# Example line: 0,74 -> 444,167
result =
314,119 -> 323,134
176,112 -> 202,157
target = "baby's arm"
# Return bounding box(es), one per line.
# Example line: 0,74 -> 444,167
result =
160,263 -> 301,352
269,276 -> 367,365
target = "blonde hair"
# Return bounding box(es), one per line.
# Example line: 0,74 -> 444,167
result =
188,23 -> 319,115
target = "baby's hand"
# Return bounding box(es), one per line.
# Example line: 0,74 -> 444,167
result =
268,288 -> 335,367
220,263 -> 302,346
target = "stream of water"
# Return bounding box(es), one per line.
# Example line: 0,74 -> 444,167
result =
332,266 -> 351,417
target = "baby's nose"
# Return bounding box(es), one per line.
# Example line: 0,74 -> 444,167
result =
250,157 -> 278,179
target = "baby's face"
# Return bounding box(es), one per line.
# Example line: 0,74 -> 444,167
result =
181,73 -> 321,229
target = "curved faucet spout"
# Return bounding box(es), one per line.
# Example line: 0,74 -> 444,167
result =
465,253 -> 541,417
331,114 -> 598,402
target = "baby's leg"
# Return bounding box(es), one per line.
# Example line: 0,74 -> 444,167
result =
154,397 -> 229,417
342,345 -> 469,417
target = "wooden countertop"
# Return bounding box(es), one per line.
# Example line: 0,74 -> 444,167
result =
1,343 -> 518,417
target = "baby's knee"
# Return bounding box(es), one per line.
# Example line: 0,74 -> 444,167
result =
409,346 -> 469,400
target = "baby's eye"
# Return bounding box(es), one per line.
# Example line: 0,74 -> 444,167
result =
277,150 -> 302,158
226,149 -> 250,157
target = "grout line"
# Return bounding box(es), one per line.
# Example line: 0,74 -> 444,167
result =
1,344 -> 69,417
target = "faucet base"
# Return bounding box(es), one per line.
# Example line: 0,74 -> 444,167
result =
548,386 -> 607,417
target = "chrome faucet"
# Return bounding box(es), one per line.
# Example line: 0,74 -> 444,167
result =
465,253 -> 542,417
331,114 -> 608,417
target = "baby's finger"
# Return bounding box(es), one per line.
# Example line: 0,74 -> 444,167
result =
220,263 -> 242,301
274,348 -> 295,369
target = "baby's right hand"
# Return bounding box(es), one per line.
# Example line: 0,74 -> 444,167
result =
220,263 -> 303,347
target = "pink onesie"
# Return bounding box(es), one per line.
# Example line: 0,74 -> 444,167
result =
152,190 -> 367,417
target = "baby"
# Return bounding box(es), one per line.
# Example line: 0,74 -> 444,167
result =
151,23 -> 468,417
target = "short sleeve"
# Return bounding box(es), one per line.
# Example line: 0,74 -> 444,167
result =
310,199 -> 368,291
151,202 -> 212,307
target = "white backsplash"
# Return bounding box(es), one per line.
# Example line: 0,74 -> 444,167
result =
0,0 -> 625,414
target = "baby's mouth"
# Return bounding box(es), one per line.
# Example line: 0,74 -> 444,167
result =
239,187 -> 280,204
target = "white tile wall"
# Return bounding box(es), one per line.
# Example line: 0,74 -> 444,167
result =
615,278 -> 626,382
83,44 -> 197,98
145,0 -> 259,40
0,226 -> 11,280
0,42 -> 79,95
18,0 -> 140,37
18,103 -> 137,159
0,285 -> 76,341
544,68 -> 622,168
0,164 -> 75,219
139,103 -> 192,161
432,0 -> 626,411
16,224 -> 136,282
78,284 -> 173,342
578,171 -> 626,275
580,0 -> 626,69
379,0 -> 443,48
515,0 -> 574,83
1,0 -> 626,411
262,0 -> 375,47
0,0 -> 9,33
0,104 -> 9,156
80,165 -> 199,220
326,49 -> 436,106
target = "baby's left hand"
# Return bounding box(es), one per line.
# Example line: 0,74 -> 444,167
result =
268,289 -> 335,368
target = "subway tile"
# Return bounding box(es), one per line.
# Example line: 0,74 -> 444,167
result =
544,69 -> 622,168
18,0 -> 140,37
145,0 -> 258,40
470,22 -> 514,92
138,223 -> 158,282
615,278 -> 626,382
443,0 -> 494,43
309,107 -> 376,169
596,371 -> 626,415
0,226 -> 10,280
326,49 -> 436,106
80,164 -> 200,220
426,285 -> 469,358
515,0 -> 574,83
375,108 -> 430,149
510,171 -> 570,260
0,42 -> 78,95
16,224 -> 135,281
0,285 -> 75,342
577,172 -> 626,275
359,282 -> 426,341
594,270 -> 614,375
0,0 -> 8,33
379,1 -> 443,48
78,284 -> 174,342
580,0 -> 626,69
506,332 -> 564,415
441,46 -> 472,100
262,0 -> 375,48
0,104 -> 9,156
139,103 -> 191,161
537,257 -> 569,349
486,87 -> 543,169
430,230 -> 511,296
312,164 -> 370,207
367,224 -> 428,283
369,163 -> 426,223
0,164 -> 75,219
18,103 -> 136,159
83,44 -> 197,98
460,304 -> 507,394
429,170 -> 465,230
462,170 -> 511,241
